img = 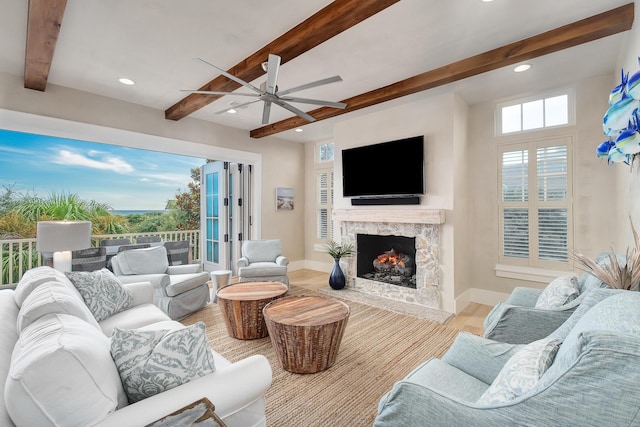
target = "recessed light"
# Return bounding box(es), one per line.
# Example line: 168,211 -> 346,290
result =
294,128 -> 303,133
514,64 -> 531,73
482,0 -> 495,2
227,109 -> 237,114
118,77 -> 135,85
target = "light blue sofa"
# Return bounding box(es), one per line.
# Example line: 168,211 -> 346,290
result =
374,289 -> 640,426
483,253 -> 623,344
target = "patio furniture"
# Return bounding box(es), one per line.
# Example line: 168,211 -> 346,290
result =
164,240 -> 191,266
217,282 -> 288,340
237,239 -> 289,286
136,235 -> 162,244
117,243 -> 151,253
110,246 -> 210,320
373,288 -> 640,426
263,295 -> 350,374
71,247 -> 107,271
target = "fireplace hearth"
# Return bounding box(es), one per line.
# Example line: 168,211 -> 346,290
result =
357,234 -> 416,289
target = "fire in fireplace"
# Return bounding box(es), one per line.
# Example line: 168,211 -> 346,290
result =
357,234 -> 416,289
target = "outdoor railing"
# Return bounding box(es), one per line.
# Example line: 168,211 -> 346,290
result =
0,230 -> 201,287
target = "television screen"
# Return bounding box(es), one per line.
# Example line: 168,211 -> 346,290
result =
342,136 -> 424,198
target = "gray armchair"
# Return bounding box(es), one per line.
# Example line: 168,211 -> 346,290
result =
482,253 -> 622,344
374,289 -> 640,427
237,239 -> 289,286
110,246 -> 209,320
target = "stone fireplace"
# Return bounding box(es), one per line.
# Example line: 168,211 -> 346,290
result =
333,209 -> 445,309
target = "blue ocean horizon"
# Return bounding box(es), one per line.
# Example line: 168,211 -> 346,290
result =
110,209 -> 168,216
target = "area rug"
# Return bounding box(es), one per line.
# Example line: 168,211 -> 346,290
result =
182,286 -> 462,427
319,286 -> 453,324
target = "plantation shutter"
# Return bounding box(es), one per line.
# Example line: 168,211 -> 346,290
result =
501,149 -> 529,258
317,172 -> 329,239
537,146 -> 568,261
499,140 -> 571,267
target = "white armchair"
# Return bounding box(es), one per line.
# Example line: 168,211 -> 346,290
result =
111,246 -> 210,320
237,239 -> 289,286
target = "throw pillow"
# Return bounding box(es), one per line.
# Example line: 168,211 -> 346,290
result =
477,337 -> 560,405
110,322 -> 215,403
65,268 -> 133,322
535,276 -> 579,309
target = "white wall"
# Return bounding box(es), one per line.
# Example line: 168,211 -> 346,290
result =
467,74 -> 619,297
615,0 -> 640,247
332,92 -> 461,312
0,71 -> 306,262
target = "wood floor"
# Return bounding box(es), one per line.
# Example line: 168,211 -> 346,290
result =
288,269 -> 492,335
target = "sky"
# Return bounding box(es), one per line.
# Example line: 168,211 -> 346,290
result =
0,129 -> 207,210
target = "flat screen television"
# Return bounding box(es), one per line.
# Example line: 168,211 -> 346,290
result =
342,135 -> 425,198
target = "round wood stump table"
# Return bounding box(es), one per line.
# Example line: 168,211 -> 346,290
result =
263,295 -> 350,374
216,281 -> 288,340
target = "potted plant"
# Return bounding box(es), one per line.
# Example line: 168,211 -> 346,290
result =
325,239 -> 355,290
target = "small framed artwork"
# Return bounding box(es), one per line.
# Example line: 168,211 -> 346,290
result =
276,187 -> 294,211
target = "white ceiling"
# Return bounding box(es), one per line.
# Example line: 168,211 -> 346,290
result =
0,0 -> 632,143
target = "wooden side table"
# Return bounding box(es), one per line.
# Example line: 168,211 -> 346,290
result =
263,295 -> 350,374
217,281 -> 288,339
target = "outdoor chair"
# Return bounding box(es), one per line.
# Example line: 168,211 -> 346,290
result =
237,239 -> 289,286
136,235 -> 162,244
70,247 -> 107,271
164,240 -> 190,266
117,243 -> 150,253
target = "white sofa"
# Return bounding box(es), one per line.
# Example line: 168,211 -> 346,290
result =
0,266 -> 272,427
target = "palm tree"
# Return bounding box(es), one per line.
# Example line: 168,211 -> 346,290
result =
16,192 -> 129,235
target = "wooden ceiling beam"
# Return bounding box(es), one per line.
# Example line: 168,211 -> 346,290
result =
164,0 -> 400,121
24,0 -> 67,91
250,2 -> 635,139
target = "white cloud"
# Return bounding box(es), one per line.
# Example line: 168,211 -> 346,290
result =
139,178 -> 150,182
54,150 -> 134,173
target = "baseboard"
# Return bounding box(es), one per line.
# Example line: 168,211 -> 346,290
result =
287,260 -> 306,272
455,288 -> 509,313
301,260 -> 333,273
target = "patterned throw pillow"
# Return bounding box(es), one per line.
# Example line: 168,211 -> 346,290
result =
477,337 -> 560,405
535,276 -> 580,309
65,268 -> 133,322
110,322 -> 216,403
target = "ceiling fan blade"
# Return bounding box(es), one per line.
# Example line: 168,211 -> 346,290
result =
274,100 -> 316,122
262,101 -> 272,124
279,96 -> 347,109
194,57 -> 262,94
265,54 -> 281,95
180,90 -> 259,97
278,75 -> 343,96
214,99 -> 261,115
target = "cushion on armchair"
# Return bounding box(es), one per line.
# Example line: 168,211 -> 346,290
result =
242,239 -> 282,263
114,246 -> 169,275
535,276 -> 579,309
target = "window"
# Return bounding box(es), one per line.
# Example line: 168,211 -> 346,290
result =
316,142 -> 334,243
318,142 -> 334,163
499,137 -> 572,268
499,93 -> 571,135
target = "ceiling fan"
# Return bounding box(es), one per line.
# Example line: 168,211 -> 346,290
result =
183,54 -> 347,125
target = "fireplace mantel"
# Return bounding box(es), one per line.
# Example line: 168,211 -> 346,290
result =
333,209 -> 445,224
